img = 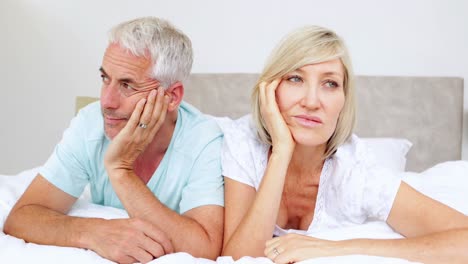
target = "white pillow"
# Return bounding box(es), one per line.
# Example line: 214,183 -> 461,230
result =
361,137 -> 412,172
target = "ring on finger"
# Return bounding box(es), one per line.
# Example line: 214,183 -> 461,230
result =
272,247 -> 280,257
138,123 -> 148,129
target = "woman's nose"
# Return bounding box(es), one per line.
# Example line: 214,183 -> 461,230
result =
300,85 -> 320,109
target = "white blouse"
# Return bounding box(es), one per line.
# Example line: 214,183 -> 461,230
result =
216,115 -> 402,236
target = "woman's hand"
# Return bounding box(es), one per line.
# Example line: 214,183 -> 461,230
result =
259,80 -> 295,155
265,234 -> 340,264
104,88 -> 170,172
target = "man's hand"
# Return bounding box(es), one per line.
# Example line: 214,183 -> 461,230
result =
104,88 -> 170,172
87,218 -> 174,264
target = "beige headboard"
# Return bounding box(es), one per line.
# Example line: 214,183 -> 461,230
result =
78,74 -> 464,172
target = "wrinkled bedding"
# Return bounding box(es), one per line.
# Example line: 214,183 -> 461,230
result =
1,161 -> 467,263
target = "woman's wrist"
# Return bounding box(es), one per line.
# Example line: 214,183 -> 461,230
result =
271,142 -> 294,155
269,149 -> 294,169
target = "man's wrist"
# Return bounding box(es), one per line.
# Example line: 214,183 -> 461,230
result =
71,217 -> 105,249
106,167 -> 134,180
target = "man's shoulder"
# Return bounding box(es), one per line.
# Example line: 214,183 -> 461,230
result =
174,101 -> 223,149
70,101 -> 105,139
77,100 -> 101,116
179,101 -> 222,135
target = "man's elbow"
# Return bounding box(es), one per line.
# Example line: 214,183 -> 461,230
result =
191,237 -> 222,260
198,249 -> 221,260
3,204 -> 31,237
3,209 -> 20,236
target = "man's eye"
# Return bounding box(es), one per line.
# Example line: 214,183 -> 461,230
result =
121,83 -> 133,90
100,75 -> 110,84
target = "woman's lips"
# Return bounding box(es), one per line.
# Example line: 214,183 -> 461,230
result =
294,115 -> 323,128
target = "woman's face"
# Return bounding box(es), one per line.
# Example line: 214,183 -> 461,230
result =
275,59 -> 345,147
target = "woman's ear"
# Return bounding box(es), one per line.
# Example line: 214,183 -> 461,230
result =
164,81 -> 184,112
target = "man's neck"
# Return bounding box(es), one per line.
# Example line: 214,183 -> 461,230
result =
133,111 -> 178,182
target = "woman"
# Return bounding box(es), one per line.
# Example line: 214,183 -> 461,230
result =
220,26 -> 468,264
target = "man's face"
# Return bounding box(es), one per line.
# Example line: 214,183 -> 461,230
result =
99,44 -> 160,139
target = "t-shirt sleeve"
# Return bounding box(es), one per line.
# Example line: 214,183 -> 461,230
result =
353,163 -> 402,221
333,135 -> 402,223
38,111 -> 90,198
179,134 -> 225,214
349,136 -> 402,221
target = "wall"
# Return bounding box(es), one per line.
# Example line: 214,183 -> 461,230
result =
1,0 -> 467,174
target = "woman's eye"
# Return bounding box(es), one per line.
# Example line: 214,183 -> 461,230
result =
287,75 -> 303,83
325,80 -> 339,88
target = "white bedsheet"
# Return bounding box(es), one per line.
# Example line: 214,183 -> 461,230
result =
2,161 -> 467,263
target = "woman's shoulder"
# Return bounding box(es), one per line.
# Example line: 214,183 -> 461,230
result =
326,134 -> 403,222
214,114 -> 261,144
214,114 -> 268,188
334,134 -> 374,165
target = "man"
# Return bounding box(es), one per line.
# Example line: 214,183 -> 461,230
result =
4,17 -> 224,263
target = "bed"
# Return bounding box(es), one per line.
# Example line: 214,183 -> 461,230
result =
1,74 -> 466,264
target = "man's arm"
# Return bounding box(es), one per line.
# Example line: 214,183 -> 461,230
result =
103,88 -> 224,259
108,171 -> 224,259
4,174 -> 173,264
4,174 -> 79,246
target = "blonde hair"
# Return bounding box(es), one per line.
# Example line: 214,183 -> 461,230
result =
251,25 -> 356,159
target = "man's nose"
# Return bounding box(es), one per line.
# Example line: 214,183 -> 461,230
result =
100,82 -> 121,109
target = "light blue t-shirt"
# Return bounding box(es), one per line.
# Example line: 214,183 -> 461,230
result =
39,101 -> 224,214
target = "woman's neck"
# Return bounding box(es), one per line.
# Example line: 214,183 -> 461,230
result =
288,144 -> 326,183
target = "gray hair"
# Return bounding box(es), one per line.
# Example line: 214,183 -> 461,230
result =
108,17 -> 193,88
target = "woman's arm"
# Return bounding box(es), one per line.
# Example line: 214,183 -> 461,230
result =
387,181 -> 468,237
222,153 -> 289,259
383,181 -> 468,262
265,182 -> 468,264
222,80 -> 295,259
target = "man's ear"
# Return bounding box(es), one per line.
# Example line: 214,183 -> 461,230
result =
164,81 -> 184,112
